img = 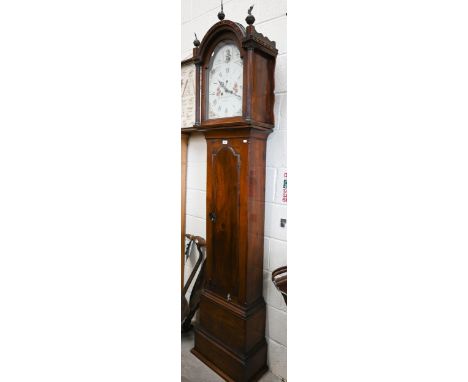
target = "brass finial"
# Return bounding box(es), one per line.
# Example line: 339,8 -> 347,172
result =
193,33 -> 200,47
246,5 -> 255,25
218,0 -> 225,20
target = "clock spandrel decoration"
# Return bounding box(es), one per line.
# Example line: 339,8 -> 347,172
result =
189,5 -> 278,382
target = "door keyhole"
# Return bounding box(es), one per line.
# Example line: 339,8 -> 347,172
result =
209,212 -> 217,223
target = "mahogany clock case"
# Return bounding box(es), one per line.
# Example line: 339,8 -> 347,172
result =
191,128 -> 271,382
185,16 -> 278,382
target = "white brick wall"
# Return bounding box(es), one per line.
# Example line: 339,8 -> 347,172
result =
184,133 -> 206,237
182,1 -> 287,379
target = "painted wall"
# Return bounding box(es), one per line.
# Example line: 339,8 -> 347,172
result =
182,0 -> 287,378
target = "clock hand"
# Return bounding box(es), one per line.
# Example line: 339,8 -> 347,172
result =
224,87 -> 240,98
218,80 -> 226,90
218,80 -> 241,99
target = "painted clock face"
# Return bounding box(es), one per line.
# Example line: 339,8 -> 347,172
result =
206,42 -> 243,119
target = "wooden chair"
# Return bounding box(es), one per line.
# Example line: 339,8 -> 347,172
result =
181,234 -> 207,331
272,266 -> 287,305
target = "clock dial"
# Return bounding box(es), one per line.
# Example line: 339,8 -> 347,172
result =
207,42 -> 243,119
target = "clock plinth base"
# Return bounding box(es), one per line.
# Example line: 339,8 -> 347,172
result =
192,291 -> 268,382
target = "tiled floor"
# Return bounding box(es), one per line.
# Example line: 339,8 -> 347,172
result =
181,330 -> 282,382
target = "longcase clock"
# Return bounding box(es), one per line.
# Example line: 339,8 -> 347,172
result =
189,8 -> 278,382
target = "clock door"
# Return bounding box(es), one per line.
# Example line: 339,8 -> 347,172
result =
207,141 -> 243,301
